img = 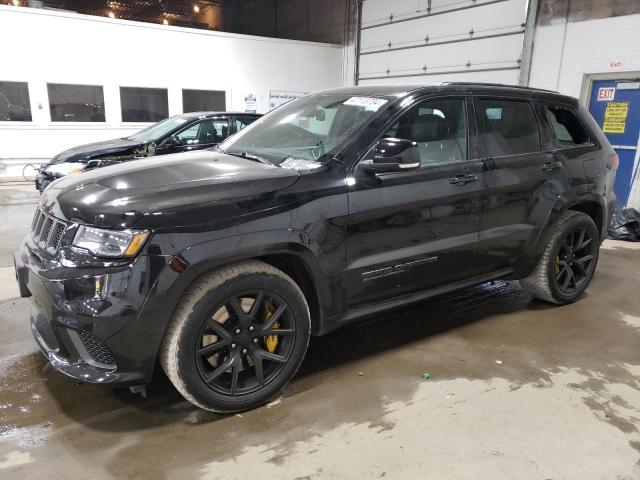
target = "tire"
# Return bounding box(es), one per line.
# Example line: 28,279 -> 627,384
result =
160,260 -> 310,412
520,210 -> 600,304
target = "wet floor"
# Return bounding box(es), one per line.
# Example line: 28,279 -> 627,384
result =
0,185 -> 639,479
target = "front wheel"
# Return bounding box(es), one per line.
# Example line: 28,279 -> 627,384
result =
160,261 -> 310,412
520,211 -> 600,304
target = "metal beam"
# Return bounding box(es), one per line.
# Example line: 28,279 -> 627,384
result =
519,0 -> 540,86
359,65 -> 520,82
361,29 -> 525,56
361,0 -> 510,30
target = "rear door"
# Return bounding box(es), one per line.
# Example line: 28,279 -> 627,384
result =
474,96 -> 563,273
346,95 -> 484,308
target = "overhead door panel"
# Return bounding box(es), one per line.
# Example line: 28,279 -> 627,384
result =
357,0 -> 528,84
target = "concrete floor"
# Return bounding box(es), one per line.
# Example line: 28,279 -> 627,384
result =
0,184 -> 639,479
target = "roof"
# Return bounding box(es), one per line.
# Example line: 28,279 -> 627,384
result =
175,111 -> 262,119
315,83 -> 577,103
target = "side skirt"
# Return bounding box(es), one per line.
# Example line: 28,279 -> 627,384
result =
321,268 -> 514,334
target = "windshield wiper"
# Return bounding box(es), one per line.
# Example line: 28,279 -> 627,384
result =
225,151 -> 274,166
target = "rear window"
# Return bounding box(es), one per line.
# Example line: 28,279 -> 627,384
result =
544,105 -> 590,148
477,98 -> 541,157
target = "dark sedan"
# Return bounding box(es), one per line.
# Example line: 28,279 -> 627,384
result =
35,111 -> 261,191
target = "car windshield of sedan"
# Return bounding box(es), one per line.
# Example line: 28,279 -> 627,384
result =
126,116 -> 191,143
218,93 -> 390,166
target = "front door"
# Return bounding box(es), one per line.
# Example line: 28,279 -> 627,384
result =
346,96 -> 484,308
588,79 -> 640,206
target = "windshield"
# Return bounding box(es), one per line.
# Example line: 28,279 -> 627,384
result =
126,116 -> 191,143
218,93 -> 390,165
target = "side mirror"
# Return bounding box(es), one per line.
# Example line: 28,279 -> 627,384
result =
363,138 -> 420,174
164,135 -> 182,147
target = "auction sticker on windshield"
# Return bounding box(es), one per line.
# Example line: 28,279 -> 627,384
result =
343,97 -> 388,111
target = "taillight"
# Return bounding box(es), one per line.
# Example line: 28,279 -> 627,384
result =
610,153 -> 619,171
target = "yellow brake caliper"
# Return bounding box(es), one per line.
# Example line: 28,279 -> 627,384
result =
263,299 -> 279,353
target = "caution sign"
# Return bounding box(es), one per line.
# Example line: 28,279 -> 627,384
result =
602,101 -> 629,134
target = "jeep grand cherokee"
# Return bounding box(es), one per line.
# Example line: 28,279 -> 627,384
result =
15,84 -> 617,412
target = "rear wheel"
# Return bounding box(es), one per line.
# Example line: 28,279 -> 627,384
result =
160,261 -> 310,412
520,211 -> 599,304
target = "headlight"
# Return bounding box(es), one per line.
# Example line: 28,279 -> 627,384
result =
72,226 -> 149,258
45,162 -> 86,177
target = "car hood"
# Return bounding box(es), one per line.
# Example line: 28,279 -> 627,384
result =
40,150 -> 301,228
49,138 -> 144,164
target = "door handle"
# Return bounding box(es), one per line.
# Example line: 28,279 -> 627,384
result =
449,174 -> 479,186
541,161 -> 562,172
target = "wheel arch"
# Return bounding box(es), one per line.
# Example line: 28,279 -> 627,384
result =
174,232 -> 336,336
518,192 -> 607,277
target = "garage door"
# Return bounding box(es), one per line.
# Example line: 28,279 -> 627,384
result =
357,0 -> 528,85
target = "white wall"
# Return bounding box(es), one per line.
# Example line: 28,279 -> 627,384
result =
357,0 -> 527,85
0,5 -> 344,178
529,14 -> 640,98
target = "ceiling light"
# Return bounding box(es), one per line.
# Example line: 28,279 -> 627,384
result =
107,11 -> 115,18
193,4 -> 200,13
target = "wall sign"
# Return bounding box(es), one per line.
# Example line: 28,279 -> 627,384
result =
602,101 -> 629,134
244,93 -> 257,113
269,90 -> 306,110
597,87 -> 616,101
608,60 -> 623,69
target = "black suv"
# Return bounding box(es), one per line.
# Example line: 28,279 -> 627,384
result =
15,84 -> 617,412
34,112 -> 261,191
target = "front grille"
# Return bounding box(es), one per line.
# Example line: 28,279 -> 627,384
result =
77,330 -> 116,367
30,208 -> 68,254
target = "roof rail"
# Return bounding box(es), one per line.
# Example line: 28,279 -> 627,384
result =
441,82 -> 558,93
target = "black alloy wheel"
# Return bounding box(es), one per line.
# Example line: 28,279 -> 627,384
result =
161,260 -> 310,412
554,226 -> 595,294
194,291 -> 296,396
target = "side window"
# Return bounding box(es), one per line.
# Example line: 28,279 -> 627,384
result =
544,105 -> 590,148
176,119 -> 229,145
383,98 -> 468,166
477,98 -> 541,157
235,116 -> 258,132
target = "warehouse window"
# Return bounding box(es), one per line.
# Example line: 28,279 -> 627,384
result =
544,105 -> 590,148
120,87 -> 169,122
182,89 -> 226,113
48,84 -> 105,122
0,81 -> 31,121
478,99 -> 541,157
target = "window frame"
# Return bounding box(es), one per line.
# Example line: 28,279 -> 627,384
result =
0,80 -> 33,123
119,85 -> 169,124
473,95 -> 544,159
47,82 -> 106,124
353,94 -> 477,174
172,116 -> 230,146
536,101 -> 596,151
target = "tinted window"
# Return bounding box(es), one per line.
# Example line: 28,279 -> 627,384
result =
176,118 -> 229,144
182,89 -> 226,113
48,83 -> 105,122
0,81 -> 31,121
120,87 -> 168,122
478,99 -> 541,156
384,97 -> 468,166
234,115 -> 258,132
545,105 -> 590,147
